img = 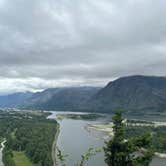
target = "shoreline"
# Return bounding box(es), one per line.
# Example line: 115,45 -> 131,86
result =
52,124 -> 60,166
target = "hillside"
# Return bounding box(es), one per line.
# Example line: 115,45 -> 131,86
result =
87,75 -> 166,113
0,92 -> 33,108
20,87 -> 101,110
1,76 -> 166,114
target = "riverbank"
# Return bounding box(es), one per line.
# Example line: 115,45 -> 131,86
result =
52,124 -> 60,166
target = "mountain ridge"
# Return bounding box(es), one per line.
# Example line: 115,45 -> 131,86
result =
1,75 -> 166,114
87,75 -> 166,113
18,87 -> 101,110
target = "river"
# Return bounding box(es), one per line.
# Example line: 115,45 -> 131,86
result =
48,111 -> 166,166
48,112 -> 106,166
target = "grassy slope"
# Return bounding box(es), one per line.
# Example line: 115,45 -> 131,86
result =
13,151 -> 37,166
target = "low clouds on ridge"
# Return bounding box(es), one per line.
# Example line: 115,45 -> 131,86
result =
0,0 -> 166,93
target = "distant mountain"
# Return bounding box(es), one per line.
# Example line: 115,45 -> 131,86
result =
20,87 -> 101,110
1,76 -> 166,114
87,75 -> 166,113
0,92 -> 33,108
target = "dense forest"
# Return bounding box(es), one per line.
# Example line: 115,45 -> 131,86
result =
125,125 -> 166,153
0,110 -> 59,166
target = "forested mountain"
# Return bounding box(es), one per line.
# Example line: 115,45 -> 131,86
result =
1,76 -> 166,114
20,87 -> 101,110
0,92 -> 33,108
87,75 -> 166,113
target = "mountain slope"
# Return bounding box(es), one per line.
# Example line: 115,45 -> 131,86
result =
0,92 -> 33,108
1,75 -> 166,114
87,75 -> 166,113
21,87 -> 101,110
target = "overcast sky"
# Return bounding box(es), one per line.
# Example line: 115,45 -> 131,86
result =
0,0 -> 166,94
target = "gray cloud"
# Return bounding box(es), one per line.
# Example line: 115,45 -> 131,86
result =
0,0 -> 166,93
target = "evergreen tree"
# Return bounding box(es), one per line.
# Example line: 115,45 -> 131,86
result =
104,111 -> 154,166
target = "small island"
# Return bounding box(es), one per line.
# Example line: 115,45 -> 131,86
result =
56,113 -> 105,121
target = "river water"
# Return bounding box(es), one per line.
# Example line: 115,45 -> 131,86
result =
48,112 -> 106,166
57,119 -> 106,166
49,111 -> 166,166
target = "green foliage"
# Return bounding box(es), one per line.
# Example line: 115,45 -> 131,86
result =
57,113 -> 104,121
0,110 -> 58,166
125,126 -> 166,153
104,111 -> 154,166
57,147 -> 68,166
12,151 -> 37,166
78,148 -> 102,166
57,147 -> 102,166
112,111 -> 125,142
3,148 -> 15,166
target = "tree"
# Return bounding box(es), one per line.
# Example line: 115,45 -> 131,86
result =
57,147 -> 101,166
104,111 -> 154,166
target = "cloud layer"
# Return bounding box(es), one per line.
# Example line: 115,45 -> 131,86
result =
0,0 -> 166,93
